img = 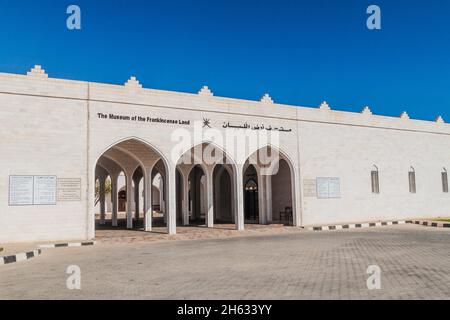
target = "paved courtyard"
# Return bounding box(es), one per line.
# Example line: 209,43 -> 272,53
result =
1,224 -> 449,300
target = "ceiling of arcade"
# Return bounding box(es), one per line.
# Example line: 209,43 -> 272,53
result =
96,139 -> 164,178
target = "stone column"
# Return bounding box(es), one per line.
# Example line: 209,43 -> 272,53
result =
126,174 -> 133,229
206,166 -> 214,228
182,172 -> 190,226
167,168 -> 177,235
265,175 -> 273,223
235,165 -> 245,231
134,176 -> 141,220
214,173 -> 221,221
99,176 -> 106,225
111,174 -> 118,227
160,177 -> 167,224
225,166 -> 236,224
144,170 -> 153,232
258,173 -> 267,225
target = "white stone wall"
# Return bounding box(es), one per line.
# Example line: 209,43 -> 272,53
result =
299,120 -> 450,226
0,71 -> 88,242
1,68 -> 450,242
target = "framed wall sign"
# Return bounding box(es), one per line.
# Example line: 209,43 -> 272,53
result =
33,176 -> 57,205
316,177 -> 341,199
9,176 -> 34,206
9,175 -> 57,206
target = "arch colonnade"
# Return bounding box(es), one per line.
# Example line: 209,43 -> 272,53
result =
94,138 -> 299,235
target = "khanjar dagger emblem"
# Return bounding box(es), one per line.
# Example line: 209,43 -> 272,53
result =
202,118 -> 211,128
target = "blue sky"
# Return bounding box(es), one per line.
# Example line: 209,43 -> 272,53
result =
0,0 -> 449,121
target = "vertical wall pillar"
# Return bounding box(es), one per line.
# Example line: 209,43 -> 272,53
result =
111,174 -> 118,227
235,165 -> 245,231
126,174 -> 133,229
206,166 -> 214,228
99,176 -> 106,225
292,169 -> 302,227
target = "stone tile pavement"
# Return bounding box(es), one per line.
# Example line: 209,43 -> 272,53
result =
95,223 -> 301,244
0,224 -> 449,299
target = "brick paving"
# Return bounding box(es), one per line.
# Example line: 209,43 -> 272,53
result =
0,224 -> 449,300
95,223 -> 300,244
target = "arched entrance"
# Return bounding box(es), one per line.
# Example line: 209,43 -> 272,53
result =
243,146 -> 296,226
175,142 -> 238,229
213,165 -> 233,223
271,159 -> 293,225
94,138 -> 174,234
151,159 -> 168,227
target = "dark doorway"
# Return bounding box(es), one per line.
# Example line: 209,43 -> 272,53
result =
243,164 -> 259,223
118,190 -> 126,212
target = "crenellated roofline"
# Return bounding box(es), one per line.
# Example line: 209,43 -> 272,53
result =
0,65 -> 448,135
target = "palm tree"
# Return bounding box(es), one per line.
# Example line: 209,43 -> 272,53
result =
95,179 -> 112,206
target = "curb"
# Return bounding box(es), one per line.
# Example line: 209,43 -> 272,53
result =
407,220 -> 450,228
0,249 -> 41,265
38,241 -> 96,249
308,220 -> 406,231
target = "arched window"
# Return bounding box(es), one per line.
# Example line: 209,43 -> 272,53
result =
408,167 -> 416,193
371,165 -> 380,194
442,168 -> 448,193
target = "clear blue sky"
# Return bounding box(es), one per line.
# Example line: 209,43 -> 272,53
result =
0,0 -> 449,121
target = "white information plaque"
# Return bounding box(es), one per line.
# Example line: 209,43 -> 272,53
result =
316,177 -> 341,199
58,178 -> 81,201
9,176 -> 34,206
33,176 -> 57,205
303,179 -> 317,197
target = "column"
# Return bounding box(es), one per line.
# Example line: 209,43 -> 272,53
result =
134,176 -> 141,220
182,172 -> 190,226
235,165 -> 245,231
258,174 -> 267,225
206,166 -> 214,228
265,175 -> 273,223
161,177 -> 167,223
99,176 -> 106,225
126,174 -> 133,229
111,174 -> 118,227
144,171 -> 153,231
167,168 -> 177,235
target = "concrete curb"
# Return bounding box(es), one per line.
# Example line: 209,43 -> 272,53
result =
407,220 -> 450,228
307,220 -> 406,231
0,249 -> 41,266
38,241 -> 96,249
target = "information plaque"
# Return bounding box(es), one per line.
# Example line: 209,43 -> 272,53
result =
33,176 -> 57,205
303,179 -> 317,197
58,178 -> 82,201
316,177 -> 341,199
9,176 -> 34,206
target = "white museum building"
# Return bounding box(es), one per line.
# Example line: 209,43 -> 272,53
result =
1,66 -> 450,243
